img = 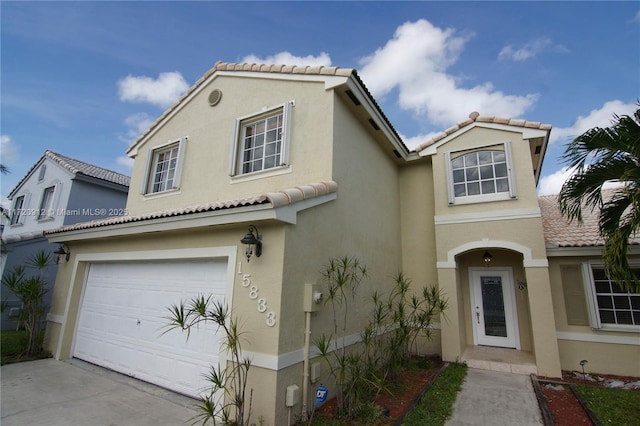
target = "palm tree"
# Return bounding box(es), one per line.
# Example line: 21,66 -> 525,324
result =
0,163 -> 8,174
558,104 -> 640,292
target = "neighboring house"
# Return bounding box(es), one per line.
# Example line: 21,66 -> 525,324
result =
43,62 -> 639,425
1,151 -> 130,330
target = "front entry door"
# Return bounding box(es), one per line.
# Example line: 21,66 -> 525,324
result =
470,268 -> 519,349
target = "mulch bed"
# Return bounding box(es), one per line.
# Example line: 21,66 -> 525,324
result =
307,356 -> 445,424
533,371 -> 640,426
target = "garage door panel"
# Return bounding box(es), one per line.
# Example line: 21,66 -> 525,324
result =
74,259 -> 227,398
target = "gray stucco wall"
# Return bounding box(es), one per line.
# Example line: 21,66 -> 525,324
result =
63,179 -> 128,225
1,237 -> 59,330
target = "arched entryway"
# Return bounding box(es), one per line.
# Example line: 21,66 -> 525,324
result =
437,240 -> 561,377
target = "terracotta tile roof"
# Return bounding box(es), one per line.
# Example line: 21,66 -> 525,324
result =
539,188 -> 640,248
44,181 -> 338,236
128,61 -> 409,156
414,111 -> 552,153
8,150 -> 130,198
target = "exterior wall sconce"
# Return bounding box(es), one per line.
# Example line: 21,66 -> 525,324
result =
54,244 -> 71,264
517,280 -> 528,291
482,250 -> 493,267
240,225 -> 262,262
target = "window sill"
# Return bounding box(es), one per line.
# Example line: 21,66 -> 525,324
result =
143,188 -> 181,199
230,165 -> 292,184
593,325 -> 640,333
450,192 -> 515,206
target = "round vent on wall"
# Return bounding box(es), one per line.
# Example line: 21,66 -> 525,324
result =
208,89 -> 222,107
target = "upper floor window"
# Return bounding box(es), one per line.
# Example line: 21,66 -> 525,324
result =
230,101 -> 293,177
586,265 -> 640,329
10,195 -> 26,225
37,186 -> 56,220
445,142 -> 516,204
143,137 -> 188,195
38,165 -> 46,181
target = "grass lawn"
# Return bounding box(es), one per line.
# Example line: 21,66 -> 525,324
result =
1,330 -> 27,365
1,330 -> 50,365
574,385 -> 640,426
401,362 -> 467,426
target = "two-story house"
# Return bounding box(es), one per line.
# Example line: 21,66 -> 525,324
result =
1,151 -> 130,329
43,62 -> 639,426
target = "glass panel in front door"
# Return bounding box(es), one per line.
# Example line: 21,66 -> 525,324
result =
480,276 -> 507,337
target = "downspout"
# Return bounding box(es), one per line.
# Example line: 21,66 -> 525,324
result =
301,310 -> 312,420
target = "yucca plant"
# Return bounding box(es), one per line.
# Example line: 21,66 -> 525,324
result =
165,295 -> 252,426
1,250 -> 52,356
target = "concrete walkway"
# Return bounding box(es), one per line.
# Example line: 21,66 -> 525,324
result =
445,368 -> 544,425
1,358 -> 198,426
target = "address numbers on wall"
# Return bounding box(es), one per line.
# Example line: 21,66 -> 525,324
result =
237,262 -> 276,327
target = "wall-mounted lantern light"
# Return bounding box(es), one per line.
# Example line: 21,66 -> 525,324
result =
54,244 -> 71,264
482,250 -> 493,267
240,225 -> 262,262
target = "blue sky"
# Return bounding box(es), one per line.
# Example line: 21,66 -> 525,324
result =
1,1 -> 638,206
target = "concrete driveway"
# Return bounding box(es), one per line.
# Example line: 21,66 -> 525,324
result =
1,358 -> 199,426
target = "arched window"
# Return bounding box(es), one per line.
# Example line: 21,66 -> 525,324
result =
446,142 -> 516,204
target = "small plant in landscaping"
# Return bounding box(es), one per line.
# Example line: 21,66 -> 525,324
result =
315,256 -> 369,419
314,256 -> 447,422
166,295 -> 253,426
1,250 -> 52,358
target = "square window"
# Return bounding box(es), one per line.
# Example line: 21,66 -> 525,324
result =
144,138 -> 187,195
589,266 -> 640,328
10,195 -> 26,225
231,102 -> 293,177
37,186 -> 55,220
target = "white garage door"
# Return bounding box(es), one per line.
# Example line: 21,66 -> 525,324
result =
74,258 -> 228,398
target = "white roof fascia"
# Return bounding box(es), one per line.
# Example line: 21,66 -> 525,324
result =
419,122 -> 549,157
546,245 -> 640,257
343,78 -> 414,161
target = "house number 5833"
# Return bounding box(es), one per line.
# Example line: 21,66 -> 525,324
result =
238,270 -> 277,327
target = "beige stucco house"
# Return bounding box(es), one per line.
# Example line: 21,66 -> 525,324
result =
44,62 -> 639,425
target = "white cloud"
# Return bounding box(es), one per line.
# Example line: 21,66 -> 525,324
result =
116,156 -> 134,170
550,100 -> 637,145
119,112 -> 154,144
538,165 -> 627,196
358,19 -> 538,128
241,52 -> 332,67
0,135 -> 20,165
538,166 -> 575,195
401,131 -> 443,151
498,37 -> 567,62
118,72 -> 189,108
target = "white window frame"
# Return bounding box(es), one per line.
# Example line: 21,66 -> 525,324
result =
142,137 -> 188,195
37,185 -> 57,220
10,193 -> 29,226
445,141 -> 516,205
583,261 -> 640,332
229,101 -> 293,178
38,165 -> 46,182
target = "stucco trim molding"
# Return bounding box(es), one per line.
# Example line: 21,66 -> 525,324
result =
243,322 -> 444,371
434,208 -> 541,225
437,239 -> 549,269
557,331 -> 640,346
